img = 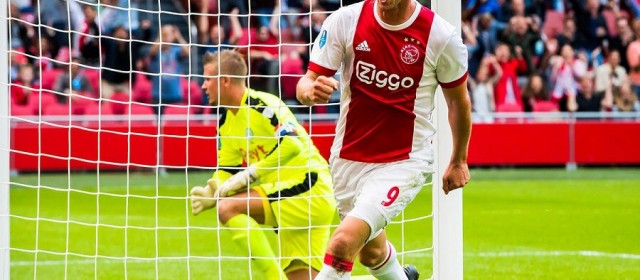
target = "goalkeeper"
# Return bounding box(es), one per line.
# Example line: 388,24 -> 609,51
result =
190,50 -> 336,280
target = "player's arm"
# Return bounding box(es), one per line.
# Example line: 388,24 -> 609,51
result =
191,133 -> 241,215
297,9 -> 346,106
436,29 -> 471,195
297,70 -> 339,106
252,122 -> 305,176
442,81 -> 472,195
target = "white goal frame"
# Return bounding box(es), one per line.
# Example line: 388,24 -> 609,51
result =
432,1 -> 464,280
2,1 -> 12,278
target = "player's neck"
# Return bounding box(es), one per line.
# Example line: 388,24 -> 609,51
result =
226,85 -> 246,115
377,0 -> 415,26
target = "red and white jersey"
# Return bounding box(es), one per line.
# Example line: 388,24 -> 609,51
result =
309,0 -> 468,163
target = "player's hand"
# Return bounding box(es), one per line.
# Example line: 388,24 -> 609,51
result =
218,165 -> 258,197
190,179 -> 219,215
442,161 -> 470,195
307,76 -> 338,104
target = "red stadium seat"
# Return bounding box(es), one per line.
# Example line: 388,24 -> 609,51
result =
83,68 -> 101,97
281,57 -> 304,100
83,102 -> 117,126
40,68 -> 63,91
127,103 -> 157,126
542,10 -> 564,40
533,101 -> 559,112
71,93 -> 97,115
84,102 -> 114,115
496,103 -> 523,112
11,104 -> 34,116
180,78 -> 203,108
28,92 -> 58,115
108,92 -> 131,115
132,74 -> 152,104
43,103 -> 70,115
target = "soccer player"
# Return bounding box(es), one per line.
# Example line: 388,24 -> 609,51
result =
296,0 -> 472,279
190,50 -> 337,280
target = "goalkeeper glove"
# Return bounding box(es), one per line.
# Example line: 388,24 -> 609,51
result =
218,165 -> 258,197
190,179 -> 220,216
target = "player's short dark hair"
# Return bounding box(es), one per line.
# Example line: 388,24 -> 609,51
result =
203,50 -> 247,85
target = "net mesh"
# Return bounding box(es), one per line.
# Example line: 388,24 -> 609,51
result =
4,0 -> 435,278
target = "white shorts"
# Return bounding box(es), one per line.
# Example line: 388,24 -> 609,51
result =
330,157 -> 433,241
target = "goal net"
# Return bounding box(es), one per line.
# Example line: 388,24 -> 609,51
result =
1,0 -> 461,279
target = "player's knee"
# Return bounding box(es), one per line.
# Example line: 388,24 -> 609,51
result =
217,199 -> 240,224
328,229 -> 358,258
358,245 -> 386,267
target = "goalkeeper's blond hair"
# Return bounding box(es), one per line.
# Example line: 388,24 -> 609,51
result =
203,50 -> 247,85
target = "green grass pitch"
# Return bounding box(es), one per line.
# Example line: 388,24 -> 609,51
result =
8,168 -> 640,279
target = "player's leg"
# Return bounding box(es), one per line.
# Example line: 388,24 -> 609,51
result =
318,159 -> 429,279
285,260 -> 318,280
271,171 -> 336,279
360,231 -> 410,280
217,189 -> 287,280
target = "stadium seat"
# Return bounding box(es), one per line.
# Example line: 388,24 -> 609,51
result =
180,78 -> 203,109
84,102 -> 114,115
40,68 -> 63,91
28,92 -> 57,115
71,93 -> 97,115
496,103 -> 524,123
83,68 -> 101,97
281,57 -> 304,100
533,101 -> 559,112
83,102 -> 117,126
127,103 -> 157,126
11,104 -> 34,117
541,10 -> 564,40
108,92 -> 131,115
132,74 -> 152,104
496,103 -> 523,112
163,105 -> 196,126
43,103 -> 70,116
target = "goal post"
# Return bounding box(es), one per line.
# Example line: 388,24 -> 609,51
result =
432,1 -> 464,280
1,0 -> 11,278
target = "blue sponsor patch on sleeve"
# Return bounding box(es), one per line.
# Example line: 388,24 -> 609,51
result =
319,30 -> 327,48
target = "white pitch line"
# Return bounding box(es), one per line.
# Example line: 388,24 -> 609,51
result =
10,250 -> 640,267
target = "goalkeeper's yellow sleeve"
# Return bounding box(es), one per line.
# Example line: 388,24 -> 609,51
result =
253,133 -> 303,178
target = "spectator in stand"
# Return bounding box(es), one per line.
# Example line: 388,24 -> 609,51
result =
248,23 -> 280,94
594,50 -> 628,92
556,18 -> 587,50
569,75 -> 613,112
78,4 -> 100,66
39,0 -> 84,59
99,0 -> 141,34
550,44 -> 588,110
11,64 -> 38,106
522,73 -> 549,112
299,2 -> 326,70
470,55 -> 501,122
101,21 -> 151,99
609,17 -> 635,71
149,24 -> 190,113
493,43 -> 527,111
502,15 -> 541,75
468,13 -> 506,76
569,0 -> 610,52
203,8 -> 243,53
613,80 -> 640,111
628,19 -> 640,99
53,56 -> 93,103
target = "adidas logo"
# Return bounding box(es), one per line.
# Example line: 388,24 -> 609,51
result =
355,41 -> 371,51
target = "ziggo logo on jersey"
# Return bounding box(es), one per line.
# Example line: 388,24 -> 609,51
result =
356,60 -> 414,91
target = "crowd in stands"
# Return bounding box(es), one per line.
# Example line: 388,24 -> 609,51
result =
7,0 -> 640,121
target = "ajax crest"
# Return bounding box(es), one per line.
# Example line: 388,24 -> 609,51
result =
400,45 -> 419,64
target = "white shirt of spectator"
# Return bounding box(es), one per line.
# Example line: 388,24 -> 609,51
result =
309,0 -> 468,163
